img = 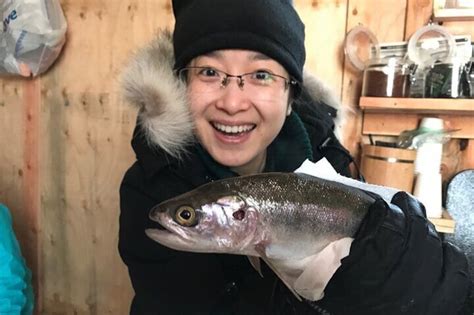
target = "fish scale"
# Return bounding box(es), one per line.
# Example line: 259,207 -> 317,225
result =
211,173 -> 371,237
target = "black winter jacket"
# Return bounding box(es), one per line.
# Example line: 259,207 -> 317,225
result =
119,31 -> 470,315
119,97 -> 353,314
119,102 -> 469,315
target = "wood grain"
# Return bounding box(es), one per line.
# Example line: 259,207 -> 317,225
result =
341,0 -> 408,158
0,0 -> 472,313
37,1 -> 174,313
22,78 -> 41,312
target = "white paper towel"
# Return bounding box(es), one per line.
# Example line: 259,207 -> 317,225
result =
413,172 -> 443,218
414,142 -> 443,174
295,158 -> 402,203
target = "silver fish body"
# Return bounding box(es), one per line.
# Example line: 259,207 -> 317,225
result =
146,172 -> 375,301
146,172 -> 373,258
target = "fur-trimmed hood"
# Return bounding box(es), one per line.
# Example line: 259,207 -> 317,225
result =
121,30 -> 345,159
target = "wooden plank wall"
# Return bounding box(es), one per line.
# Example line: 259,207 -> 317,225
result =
0,0 -> 472,313
341,0 -> 408,155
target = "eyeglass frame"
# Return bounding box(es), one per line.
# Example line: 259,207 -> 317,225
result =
177,66 -> 298,92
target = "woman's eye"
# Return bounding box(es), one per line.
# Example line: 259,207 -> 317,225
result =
198,68 -> 219,77
252,71 -> 274,82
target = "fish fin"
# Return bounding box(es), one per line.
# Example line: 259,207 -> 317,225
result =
247,256 -> 263,277
254,245 -> 303,302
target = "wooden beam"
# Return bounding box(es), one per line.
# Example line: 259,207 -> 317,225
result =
362,112 -> 474,139
405,0 -> 433,40
360,97 -> 474,114
429,210 -> 455,234
461,140 -> 474,169
22,78 -> 41,313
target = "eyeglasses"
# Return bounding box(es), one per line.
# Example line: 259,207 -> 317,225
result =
178,66 -> 297,97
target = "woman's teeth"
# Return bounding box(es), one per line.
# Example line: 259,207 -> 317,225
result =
213,122 -> 255,134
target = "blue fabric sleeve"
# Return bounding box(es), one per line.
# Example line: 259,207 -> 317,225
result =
0,204 -> 34,315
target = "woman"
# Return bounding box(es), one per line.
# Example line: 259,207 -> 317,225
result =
119,1 -> 469,314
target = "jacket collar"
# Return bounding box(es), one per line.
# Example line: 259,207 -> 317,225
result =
134,110 -> 313,182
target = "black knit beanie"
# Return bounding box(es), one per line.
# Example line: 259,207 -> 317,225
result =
172,0 -> 306,83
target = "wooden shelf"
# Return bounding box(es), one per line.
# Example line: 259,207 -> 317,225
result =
429,210 -> 455,234
359,97 -> 474,139
359,97 -> 469,234
360,97 -> 474,115
433,8 -> 474,21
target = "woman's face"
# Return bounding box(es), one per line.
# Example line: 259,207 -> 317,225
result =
186,50 -> 291,175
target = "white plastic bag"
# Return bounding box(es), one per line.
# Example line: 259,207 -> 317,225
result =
1,0 -> 67,77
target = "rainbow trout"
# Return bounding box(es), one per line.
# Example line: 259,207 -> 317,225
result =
146,172 -> 374,300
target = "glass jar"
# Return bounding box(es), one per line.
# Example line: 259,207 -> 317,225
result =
425,57 -> 466,98
463,57 -> 474,98
408,65 -> 429,98
406,24 -> 457,98
362,57 -> 411,97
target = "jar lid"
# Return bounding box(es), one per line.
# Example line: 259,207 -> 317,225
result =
407,24 -> 456,67
344,25 -> 379,71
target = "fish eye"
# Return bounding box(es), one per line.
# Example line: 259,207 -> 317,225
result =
174,206 -> 197,227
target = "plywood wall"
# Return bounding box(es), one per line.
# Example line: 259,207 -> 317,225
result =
341,0 -> 408,155
0,0 -> 472,314
38,1 -> 174,313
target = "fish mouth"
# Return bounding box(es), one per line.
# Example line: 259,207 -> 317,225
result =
146,213 -> 178,238
145,228 -> 195,251
145,228 -> 172,244
145,227 -> 172,239
146,209 -> 199,251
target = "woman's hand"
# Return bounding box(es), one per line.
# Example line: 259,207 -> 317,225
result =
316,191 -> 470,315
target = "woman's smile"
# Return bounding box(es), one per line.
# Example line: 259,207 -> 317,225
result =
210,121 -> 257,144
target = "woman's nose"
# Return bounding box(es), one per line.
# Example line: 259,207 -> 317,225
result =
215,79 -> 251,114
